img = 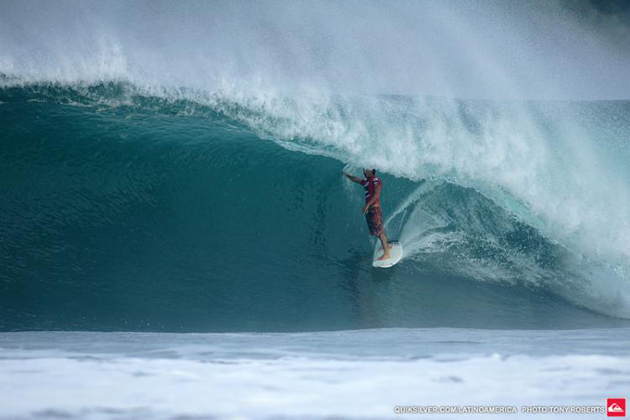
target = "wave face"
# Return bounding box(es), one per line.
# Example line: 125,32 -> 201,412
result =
1,83 -> 630,331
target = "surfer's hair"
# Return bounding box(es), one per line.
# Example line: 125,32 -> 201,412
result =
372,169 -> 376,175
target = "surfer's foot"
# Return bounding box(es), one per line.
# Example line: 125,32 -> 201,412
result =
378,252 -> 391,261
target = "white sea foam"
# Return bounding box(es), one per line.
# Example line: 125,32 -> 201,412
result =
0,329 -> 628,419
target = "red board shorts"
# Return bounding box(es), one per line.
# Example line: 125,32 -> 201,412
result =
365,206 -> 384,236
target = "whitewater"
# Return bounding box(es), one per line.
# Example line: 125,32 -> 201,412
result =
1,0 -> 630,419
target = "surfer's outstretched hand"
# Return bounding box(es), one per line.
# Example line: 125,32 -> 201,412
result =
344,172 -> 362,184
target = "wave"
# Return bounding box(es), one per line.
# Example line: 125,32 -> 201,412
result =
1,82 -> 630,332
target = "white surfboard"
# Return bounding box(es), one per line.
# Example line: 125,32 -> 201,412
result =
372,241 -> 403,268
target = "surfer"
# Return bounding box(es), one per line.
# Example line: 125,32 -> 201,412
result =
344,169 -> 392,260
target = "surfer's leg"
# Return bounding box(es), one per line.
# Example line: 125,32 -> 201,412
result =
370,207 -> 391,260
377,232 -> 391,260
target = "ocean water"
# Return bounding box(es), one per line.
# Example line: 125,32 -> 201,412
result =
2,1 -> 630,419
2,329 -> 630,420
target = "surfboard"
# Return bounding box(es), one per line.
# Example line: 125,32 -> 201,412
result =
372,241 -> 403,268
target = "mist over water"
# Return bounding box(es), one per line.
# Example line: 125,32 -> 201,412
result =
2,0 -> 630,99
2,1 -> 630,329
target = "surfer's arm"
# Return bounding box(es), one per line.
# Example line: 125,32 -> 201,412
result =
343,172 -> 363,184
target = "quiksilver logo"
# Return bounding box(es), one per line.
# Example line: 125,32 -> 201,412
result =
607,398 -> 626,417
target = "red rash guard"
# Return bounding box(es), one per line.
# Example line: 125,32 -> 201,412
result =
361,175 -> 382,207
